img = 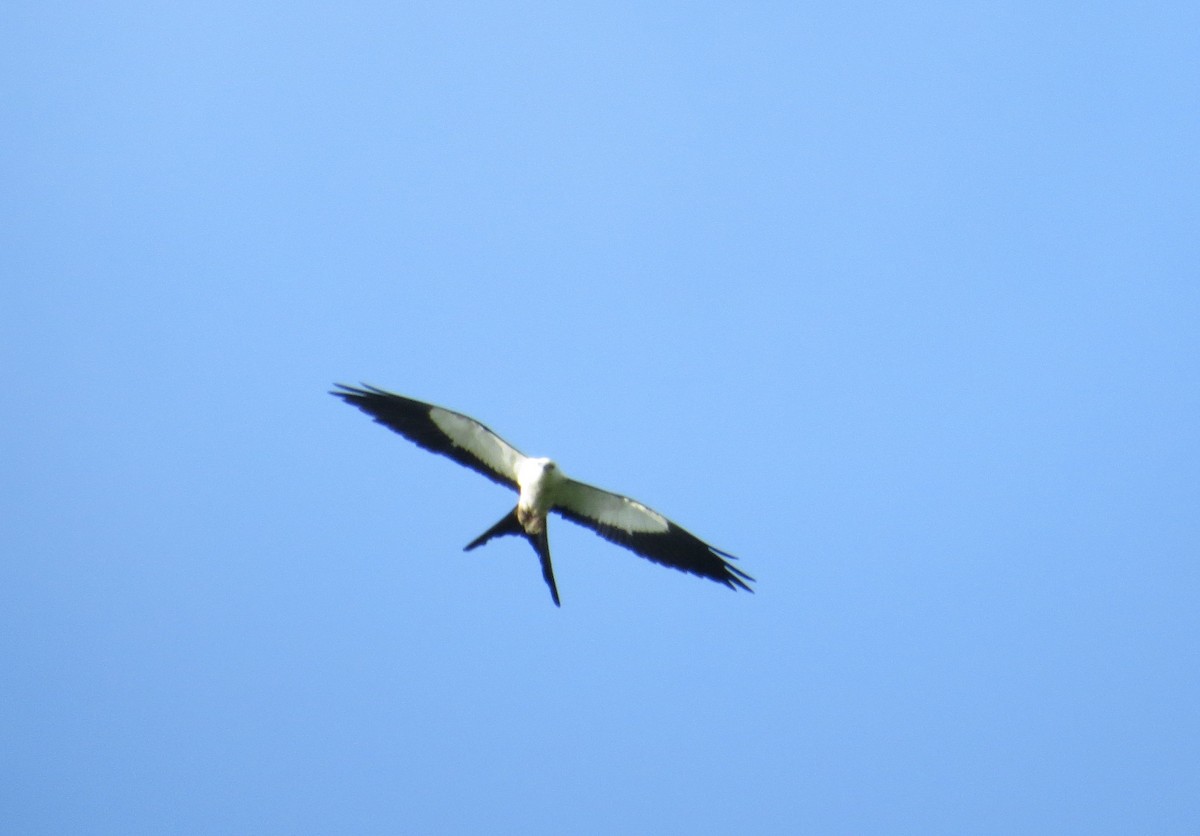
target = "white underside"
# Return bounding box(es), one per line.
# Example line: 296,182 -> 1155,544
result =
516,457 -> 560,517
518,458 -> 670,535
430,406 -> 523,480
429,410 -> 672,537
557,479 -> 670,534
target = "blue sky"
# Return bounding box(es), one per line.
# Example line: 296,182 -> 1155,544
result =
3,1 -> 1197,832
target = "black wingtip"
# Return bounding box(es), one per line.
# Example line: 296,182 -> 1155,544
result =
727,573 -> 755,593
330,382 -> 363,404
330,382 -> 378,401
706,545 -> 754,593
724,561 -> 755,593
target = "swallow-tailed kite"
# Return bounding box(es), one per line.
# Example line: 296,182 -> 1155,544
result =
331,384 -> 753,606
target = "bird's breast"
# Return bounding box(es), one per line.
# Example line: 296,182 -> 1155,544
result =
516,505 -> 546,534
516,458 -> 562,521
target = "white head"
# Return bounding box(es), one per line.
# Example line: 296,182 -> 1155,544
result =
517,456 -> 563,491
530,456 -> 560,477
516,457 -> 565,514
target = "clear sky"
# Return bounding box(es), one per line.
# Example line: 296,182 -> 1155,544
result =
3,2 -> 1197,833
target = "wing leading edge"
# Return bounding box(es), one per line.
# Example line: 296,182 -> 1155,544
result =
330,384 -> 524,489
553,479 -> 753,592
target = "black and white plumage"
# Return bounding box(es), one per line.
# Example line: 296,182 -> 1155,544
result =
331,384 -> 753,606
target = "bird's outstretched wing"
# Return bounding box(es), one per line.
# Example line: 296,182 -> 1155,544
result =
552,479 -> 753,592
331,384 -> 525,490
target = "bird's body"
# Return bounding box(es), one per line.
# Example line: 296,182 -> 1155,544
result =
331,384 -> 752,606
516,457 -> 561,534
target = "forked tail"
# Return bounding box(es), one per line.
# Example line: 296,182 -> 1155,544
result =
528,526 -> 560,607
464,508 -> 561,607
464,508 -> 523,551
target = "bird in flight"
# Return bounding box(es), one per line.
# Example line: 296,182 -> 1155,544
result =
331,384 -> 753,606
